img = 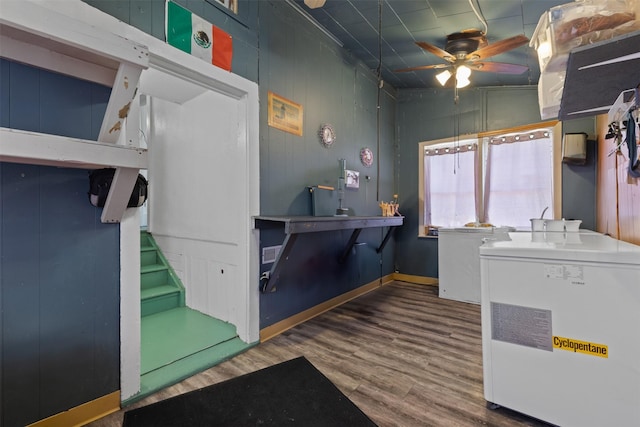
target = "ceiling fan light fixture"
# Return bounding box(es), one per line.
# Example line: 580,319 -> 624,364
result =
436,69 -> 452,86
456,76 -> 471,88
453,65 -> 471,88
304,0 -> 326,9
456,65 -> 471,80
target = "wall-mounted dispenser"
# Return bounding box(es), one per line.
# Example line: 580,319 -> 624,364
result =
562,132 -> 587,165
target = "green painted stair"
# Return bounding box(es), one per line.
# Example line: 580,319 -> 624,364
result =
133,306 -> 253,405
140,231 -> 185,317
131,231 -> 256,406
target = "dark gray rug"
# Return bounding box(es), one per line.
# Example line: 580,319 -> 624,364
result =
123,356 -> 377,426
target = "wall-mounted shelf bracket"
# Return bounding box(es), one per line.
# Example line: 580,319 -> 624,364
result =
254,216 -> 403,293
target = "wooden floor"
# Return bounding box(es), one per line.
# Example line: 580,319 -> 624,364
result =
86,281 -> 550,426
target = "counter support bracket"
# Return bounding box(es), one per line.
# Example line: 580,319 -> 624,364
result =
255,216 -> 403,293
338,228 -> 363,264
376,226 -> 396,254
261,233 -> 298,293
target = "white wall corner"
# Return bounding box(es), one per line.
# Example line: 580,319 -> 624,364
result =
120,208 -> 141,401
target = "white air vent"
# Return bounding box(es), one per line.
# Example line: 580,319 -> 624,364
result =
262,245 -> 282,264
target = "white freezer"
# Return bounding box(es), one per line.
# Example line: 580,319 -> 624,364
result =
480,231 -> 640,426
438,226 -> 514,304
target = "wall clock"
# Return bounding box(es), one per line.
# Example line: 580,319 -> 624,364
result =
360,147 -> 373,167
318,124 -> 336,148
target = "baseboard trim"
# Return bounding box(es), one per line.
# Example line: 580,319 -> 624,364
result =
393,273 -> 438,286
27,390 -> 120,427
260,274 -> 395,342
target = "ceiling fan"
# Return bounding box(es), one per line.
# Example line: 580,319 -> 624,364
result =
396,29 -> 530,88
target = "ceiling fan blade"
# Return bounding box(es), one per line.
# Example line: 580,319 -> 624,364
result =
466,34 -> 529,61
395,64 -> 451,73
416,41 -> 456,63
469,62 -> 529,74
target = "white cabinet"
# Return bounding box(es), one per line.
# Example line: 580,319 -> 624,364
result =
438,227 -> 513,304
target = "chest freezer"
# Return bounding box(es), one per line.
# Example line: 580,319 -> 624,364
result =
480,232 -> 640,426
438,226 -> 514,304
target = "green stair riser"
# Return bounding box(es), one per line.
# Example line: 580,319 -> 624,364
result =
141,269 -> 170,290
141,284 -> 183,300
140,249 -> 159,267
141,292 -> 183,317
140,232 -> 154,248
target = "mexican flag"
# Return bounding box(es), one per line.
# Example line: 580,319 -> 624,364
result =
165,1 -> 233,71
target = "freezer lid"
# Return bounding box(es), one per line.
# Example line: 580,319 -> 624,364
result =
479,232 -> 640,265
439,226 -> 515,234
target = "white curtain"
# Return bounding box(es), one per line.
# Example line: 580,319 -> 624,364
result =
484,136 -> 554,228
424,145 -> 477,227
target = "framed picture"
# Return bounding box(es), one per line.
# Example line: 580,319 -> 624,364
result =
346,169 -> 360,189
268,91 -> 303,136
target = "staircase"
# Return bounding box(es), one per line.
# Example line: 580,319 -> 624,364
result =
130,231 -> 255,405
140,231 -> 185,316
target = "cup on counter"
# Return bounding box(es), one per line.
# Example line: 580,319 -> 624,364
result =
530,218 -> 545,232
564,220 -> 582,232
544,219 -> 565,232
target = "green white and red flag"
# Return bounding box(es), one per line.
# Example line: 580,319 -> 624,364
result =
166,1 -> 233,71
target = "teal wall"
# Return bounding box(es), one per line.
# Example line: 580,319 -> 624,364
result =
562,119 -> 598,230
395,86 -> 597,277
258,1 -> 397,216
0,59 -> 120,427
256,2 -> 398,327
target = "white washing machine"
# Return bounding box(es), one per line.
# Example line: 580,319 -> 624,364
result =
480,231 -> 640,426
438,226 -> 514,304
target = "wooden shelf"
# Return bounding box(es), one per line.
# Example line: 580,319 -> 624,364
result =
0,1 -> 150,223
254,216 -> 404,292
0,127 -> 147,170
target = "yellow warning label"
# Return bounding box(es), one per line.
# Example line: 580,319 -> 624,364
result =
553,336 -> 608,358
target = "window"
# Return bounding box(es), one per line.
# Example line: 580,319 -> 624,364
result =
418,122 -> 561,235
423,139 -> 478,228
483,130 -> 555,227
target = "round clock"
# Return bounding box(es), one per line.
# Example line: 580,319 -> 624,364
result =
318,124 -> 336,148
360,147 -> 374,167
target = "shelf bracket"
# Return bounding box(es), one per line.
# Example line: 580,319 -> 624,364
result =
100,167 -> 141,224
338,228 -> 363,264
261,234 -> 298,293
98,62 -> 145,223
99,62 -> 145,144
376,226 -> 397,254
